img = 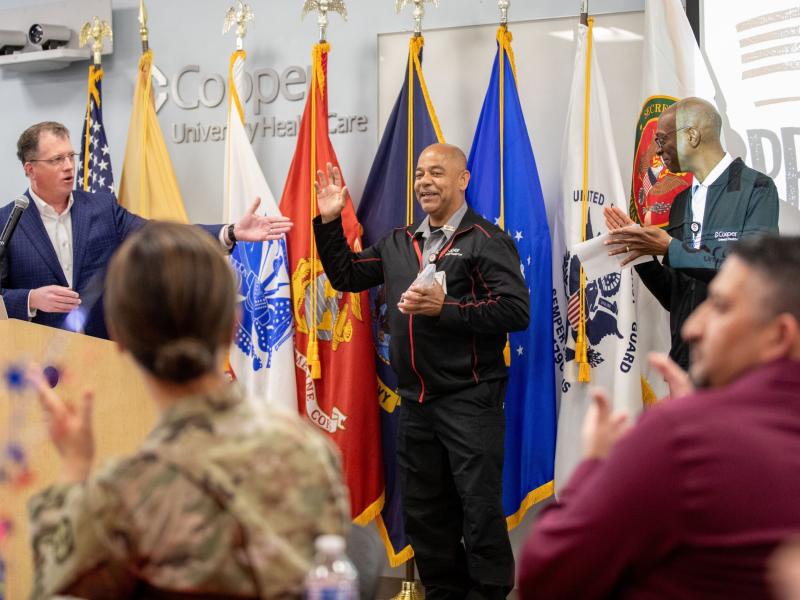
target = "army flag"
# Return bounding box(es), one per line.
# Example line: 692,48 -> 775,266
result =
118,49 -> 189,222
630,0 -> 717,226
356,35 -> 443,566
279,43 -> 383,524
553,20 -> 646,491
77,65 -> 115,195
224,49 -> 297,414
466,28 -> 556,526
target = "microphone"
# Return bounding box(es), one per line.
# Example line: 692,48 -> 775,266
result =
0,196 -> 30,262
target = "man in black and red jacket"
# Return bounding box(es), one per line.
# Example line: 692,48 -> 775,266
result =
313,143 -> 529,600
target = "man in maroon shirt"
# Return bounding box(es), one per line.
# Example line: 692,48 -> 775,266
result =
519,235 -> 800,599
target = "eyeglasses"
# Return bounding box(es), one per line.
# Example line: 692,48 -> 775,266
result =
28,152 -> 79,167
654,125 -> 693,150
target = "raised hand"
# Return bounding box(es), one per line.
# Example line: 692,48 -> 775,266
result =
315,163 -> 348,224
26,364 -> 95,483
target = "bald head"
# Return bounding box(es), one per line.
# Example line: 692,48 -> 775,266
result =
414,143 -> 471,226
420,143 -> 468,170
675,97 -> 722,145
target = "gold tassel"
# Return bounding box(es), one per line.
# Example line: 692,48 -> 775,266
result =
578,361 -> 591,382
503,338 -> 511,367
307,339 -> 321,379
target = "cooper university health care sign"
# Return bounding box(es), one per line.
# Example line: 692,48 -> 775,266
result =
147,62 -> 369,143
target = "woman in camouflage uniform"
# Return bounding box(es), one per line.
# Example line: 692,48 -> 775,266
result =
27,222 -> 350,599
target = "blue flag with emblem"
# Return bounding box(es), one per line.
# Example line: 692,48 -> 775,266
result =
77,64 -> 114,195
466,28 -> 556,525
356,35 -> 443,566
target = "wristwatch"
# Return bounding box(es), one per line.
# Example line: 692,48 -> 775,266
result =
227,223 -> 237,245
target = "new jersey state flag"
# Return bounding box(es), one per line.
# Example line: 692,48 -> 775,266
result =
466,27 -> 556,526
224,49 -> 297,414
356,35 -> 443,566
553,20 -> 646,491
279,42 -> 383,525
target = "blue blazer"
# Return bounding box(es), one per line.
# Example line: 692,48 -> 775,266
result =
0,190 -> 220,339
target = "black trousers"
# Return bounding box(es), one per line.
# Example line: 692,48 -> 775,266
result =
397,379 -> 514,600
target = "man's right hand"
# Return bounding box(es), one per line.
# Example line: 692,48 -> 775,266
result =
30,285 -> 81,313
315,162 -> 348,224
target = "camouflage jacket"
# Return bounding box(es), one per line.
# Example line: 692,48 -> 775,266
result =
28,384 -> 350,599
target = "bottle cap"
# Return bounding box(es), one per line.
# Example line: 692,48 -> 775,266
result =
315,534 -> 346,555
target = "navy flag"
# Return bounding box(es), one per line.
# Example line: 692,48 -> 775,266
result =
77,65 -> 114,195
466,27 -> 556,524
356,35 -> 443,566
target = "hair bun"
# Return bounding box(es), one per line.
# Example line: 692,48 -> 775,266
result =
152,338 -> 214,383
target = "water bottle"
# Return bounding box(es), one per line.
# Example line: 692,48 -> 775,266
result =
304,534 -> 359,599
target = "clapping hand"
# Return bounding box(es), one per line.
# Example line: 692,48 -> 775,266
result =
26,364 -> 94,483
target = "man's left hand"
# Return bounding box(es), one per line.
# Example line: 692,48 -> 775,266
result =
605,224 -> 672,266
233,197 -> 294,242
582,387 -> 631,460
398,282 -> 445,316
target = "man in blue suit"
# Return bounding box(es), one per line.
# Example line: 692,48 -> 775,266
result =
0,121 -> 292,339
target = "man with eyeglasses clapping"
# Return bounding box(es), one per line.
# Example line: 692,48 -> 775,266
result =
603,98 -> 779,369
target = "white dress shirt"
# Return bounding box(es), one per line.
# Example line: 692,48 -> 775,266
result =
27,189 -> 75,317
689,153 -> 733,249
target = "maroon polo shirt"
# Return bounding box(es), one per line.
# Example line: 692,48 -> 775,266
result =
519,358 -> 800,599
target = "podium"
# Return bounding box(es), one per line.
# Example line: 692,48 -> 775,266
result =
0,319 -> 155,599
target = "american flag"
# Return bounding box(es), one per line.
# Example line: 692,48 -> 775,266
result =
77,66 -> 115,196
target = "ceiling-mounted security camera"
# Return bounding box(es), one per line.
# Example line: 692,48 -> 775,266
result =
28,24 -> 72,50
0,30 -> 26,55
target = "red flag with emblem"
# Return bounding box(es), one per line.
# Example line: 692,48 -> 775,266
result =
279,42 -> 383,523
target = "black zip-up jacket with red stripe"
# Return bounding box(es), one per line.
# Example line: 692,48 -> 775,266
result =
313,207 -> 530,402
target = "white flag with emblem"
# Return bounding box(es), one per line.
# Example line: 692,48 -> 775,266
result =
553,21 -> 646,491
224,49 -> 297,414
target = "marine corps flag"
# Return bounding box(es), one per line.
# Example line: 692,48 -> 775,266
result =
118,49 -> 189,221
224,49 -> 297,414
279,43 -> 383,524
356,35 -> 443,566
553,19 -> 646,491
466,27 -> 556,526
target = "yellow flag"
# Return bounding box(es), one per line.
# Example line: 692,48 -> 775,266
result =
118,50 -> 188,222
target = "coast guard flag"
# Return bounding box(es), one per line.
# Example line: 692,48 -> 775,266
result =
77,65 -> 114,195
356,35 -> 443,566
553,21 -> 645,491
628,0 -> 716,403
224,49 -> 297,414
466,27 -> 556,526
279,43 -> 383,525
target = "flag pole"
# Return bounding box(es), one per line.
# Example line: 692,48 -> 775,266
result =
78,17 -> 112,192
580,0 -> 588,26
138,0 -> 149,53
391,5 -> 439,594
